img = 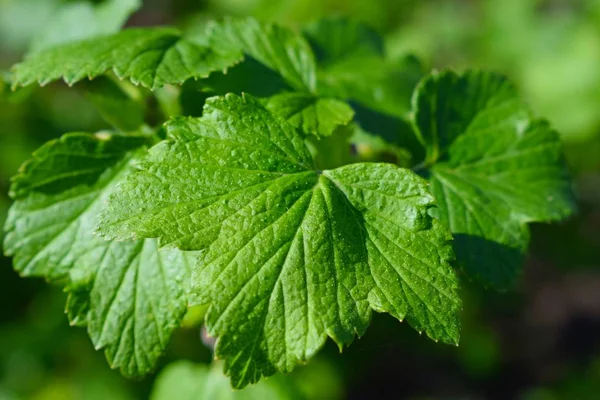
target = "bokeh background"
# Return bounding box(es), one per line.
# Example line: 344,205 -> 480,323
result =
1,0 -> 600,399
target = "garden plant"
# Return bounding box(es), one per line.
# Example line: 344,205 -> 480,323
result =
2,9 -> 576,397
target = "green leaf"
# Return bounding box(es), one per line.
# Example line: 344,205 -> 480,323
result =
304,17 -> 384,63
413,70 -> 520,166
3,132 -> 196,376
304,18 -> 422,117
319,54 -> 424,118
350,124 -> 412,166
205,17 -> 317,92
5,134 -> 149,274
0,70 -> 34,103
264,92 -> 354,137
11,28 -> 242,89
81,77 -> 145,132
30,0 -> 141,52
71,237 -> 195,377
305,124 -> 355,170
199,56 -> 290,98
150,361 -> 303,400
98,94 -> 461,388
199,18 -> 353,137
413,70 -> 576,288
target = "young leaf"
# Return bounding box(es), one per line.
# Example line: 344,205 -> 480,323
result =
413,70 -> 576,288
3,133 -> 196,376
11,28 -> 242,89
29,0 -> 141,52
264,92 -> 354,138
98,94 -> 461,388
205,17 -> 317,92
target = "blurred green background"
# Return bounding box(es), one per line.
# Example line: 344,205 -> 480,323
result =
1,0 -> 599,399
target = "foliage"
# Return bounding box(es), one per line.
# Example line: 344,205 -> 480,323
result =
1,3 -> 579,396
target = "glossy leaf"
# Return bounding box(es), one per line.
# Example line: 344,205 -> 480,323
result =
3,133 -> 196,376
205,17 -> 317,92
98,93 -> 461,388
413,70 -> 576,288
12,28 -> 242,89
265,92 -> 354,137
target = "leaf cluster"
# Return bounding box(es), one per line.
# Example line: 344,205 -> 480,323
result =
3,14 -> 575,389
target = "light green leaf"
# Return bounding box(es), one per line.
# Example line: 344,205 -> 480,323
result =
150,361 -> 303,400
265,92 -> 354,137
3,132 -> 196,376
205,17 -> 317,92
98,94 -> 461,388
413,70 -> 576,288
30,0 -> 141,52
12,28 -> 242,89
